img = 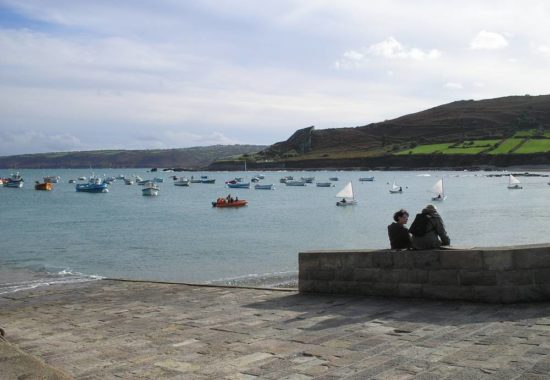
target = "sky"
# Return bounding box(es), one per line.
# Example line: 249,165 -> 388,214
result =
1,1 -> 550,155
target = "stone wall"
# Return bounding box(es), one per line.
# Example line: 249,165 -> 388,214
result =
299,244 -> 550,303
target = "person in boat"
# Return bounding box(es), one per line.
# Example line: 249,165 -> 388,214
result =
399,186 -> 402,192
411,204 -> 450,250
235,197 -> 239,202
387,209 -> 412,250
341,198 -> 346,203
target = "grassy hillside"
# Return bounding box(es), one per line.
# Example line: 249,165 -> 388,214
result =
0,145 -> 266,169
236,95 -> 550,164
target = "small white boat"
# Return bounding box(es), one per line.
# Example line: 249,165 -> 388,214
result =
389,181 -> 403,194
431,179 -> 446,200
336,182 -> 357,206
285,180 -> 306,186
254,184 -> 275,190
142,182 -> 159,196
124,178 -> 134,185
78,176 -> 86,181
5,172 -> 24,188
507,174 -> 523,189
153,177 -> 164,183
316,182 -> 334,187
279,176 -> 293,183
174,177 -> 191,186
43,175 -> 61,183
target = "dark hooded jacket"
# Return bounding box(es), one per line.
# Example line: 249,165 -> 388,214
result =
411,208 -> 450,249
387,222 -> 412,249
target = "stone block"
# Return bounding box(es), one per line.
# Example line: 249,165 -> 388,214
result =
354,268 -> 378,282
309,269 -> 335,281
534,269 -> 550,284
422,285 -> 471,301
471,286 -> 504,303
371,252 -> 393,268
407,270 -> 429,284
515,285 -> 545,302
440,250 -> 483,269
459,271 -> 497,286
514,248 -> 550,269
428,270 -> 459,286
392,251 -> 414,268
369,282 -> 399,297
497,270 -> 533,286
482,250 -> 514,271
345,252 -> 373,268
326,281 -> 360,295
377,269 -> 408,283
398,284 -> 423,298
319,255 -> 343,269
412,251 -> 441,269
333,268 -> 354,281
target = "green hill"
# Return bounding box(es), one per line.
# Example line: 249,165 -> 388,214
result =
0,145 -> 266,169
210,94 -> 550,169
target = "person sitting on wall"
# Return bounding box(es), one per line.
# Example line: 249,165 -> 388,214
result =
387,209 -> 412,249
411,204 -> 450,249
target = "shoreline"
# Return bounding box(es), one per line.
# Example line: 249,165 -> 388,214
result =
2,279 -> 550,378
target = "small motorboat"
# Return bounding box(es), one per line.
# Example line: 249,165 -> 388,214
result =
212,198 -> 247,207
359,176 -> 374,182
5,172 -> 24,188
329,177 -> 339,181
76,177 -> 109,193
316,182 -> 334,187
142,182 -> 159,196
35,181 -> 53,191
43,175 -> 60,183
279,176 -> 293,183
201,178 -> 216,184
285,180 -> 306,186
174,177 -> 191,186
254,184 -> 274,190
226,179 -> 250,189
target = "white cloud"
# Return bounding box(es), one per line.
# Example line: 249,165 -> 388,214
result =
335,37 -> 440,70
444,82 -> 463,90
368,37 -> 441,60
470,31 -> 509,50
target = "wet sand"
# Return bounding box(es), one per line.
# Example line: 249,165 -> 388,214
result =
2,279 -> 550,379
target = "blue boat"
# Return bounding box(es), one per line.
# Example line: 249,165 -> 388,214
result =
76,177 -> 109,193
227,181 -> 250,189
359,176 -> 375,182
4,172 -> 24,188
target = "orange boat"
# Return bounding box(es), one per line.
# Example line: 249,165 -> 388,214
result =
35,181 -> 53,191
212,198 -> 247,208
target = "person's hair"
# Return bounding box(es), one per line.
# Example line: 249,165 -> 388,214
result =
393,209 -> 409,222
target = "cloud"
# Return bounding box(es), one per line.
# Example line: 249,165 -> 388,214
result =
444,82 -> 463,90
470,31 -> 509,50
368,37 -> 441,60
335,37 -> 440,69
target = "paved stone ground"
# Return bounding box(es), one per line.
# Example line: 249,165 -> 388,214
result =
2,279 -> 550,379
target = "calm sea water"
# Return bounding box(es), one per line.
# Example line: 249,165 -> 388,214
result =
1,169 -> 549,293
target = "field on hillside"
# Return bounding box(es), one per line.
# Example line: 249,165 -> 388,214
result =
514,139 -> 550,153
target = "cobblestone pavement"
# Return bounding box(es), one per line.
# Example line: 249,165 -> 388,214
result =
1,279 -> 550,379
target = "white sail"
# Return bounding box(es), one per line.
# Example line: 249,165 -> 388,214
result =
432,179 -> 444,196
509,175 -> 521,185
391,182 -> 401,191
336,182 -> 354,199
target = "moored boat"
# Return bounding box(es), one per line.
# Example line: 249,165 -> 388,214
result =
35,181 -> 53,191
359,176 -> 374,182
285,180 -> 306,186
316,182 -> 334,187
212,197 -> 247,207
142,182 -> 159,196
254,184 -> 275,190
5,172 -> 24,188
336,182 -> 357,206
76,177 -> 109,193
43,175 -> 60,183
174,177 -> 191,186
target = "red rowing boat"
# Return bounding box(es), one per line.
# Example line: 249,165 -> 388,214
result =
212,198 -> 247,208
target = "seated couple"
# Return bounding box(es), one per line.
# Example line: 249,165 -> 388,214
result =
387,205 -> 450,250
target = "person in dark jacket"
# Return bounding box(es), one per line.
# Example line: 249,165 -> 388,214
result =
387,209 -> 412,249
411,204 -> 450,249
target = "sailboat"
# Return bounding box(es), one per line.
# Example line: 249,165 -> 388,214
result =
507,174 -> 522,189
431,179 -> 446,201
389,181 -> 403,193
336,182 -> 357,206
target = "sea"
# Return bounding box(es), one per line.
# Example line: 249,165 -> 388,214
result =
1,169 -> 549,295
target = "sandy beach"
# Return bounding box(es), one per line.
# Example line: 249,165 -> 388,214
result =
2,279 -> 550,379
